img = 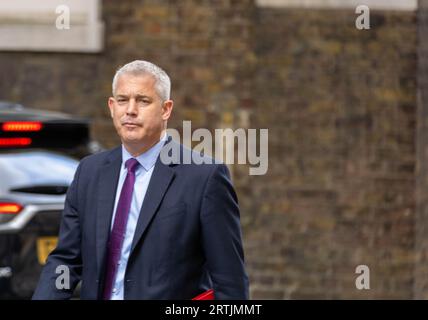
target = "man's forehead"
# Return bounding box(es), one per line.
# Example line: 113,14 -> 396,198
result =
115,74 -> 156,94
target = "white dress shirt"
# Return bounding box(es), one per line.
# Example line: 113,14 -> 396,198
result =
110,134 -> 167,300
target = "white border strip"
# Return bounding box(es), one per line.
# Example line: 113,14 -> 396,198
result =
256,0 -> 417,11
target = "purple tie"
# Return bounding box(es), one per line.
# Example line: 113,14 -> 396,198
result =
102,158 -> 139,300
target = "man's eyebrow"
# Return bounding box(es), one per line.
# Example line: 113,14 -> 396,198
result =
115,94 -> 152,99
135,94 -> 152,100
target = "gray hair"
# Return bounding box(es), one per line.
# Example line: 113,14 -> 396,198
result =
112,60 -> 171,101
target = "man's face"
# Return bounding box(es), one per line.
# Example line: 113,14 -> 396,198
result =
108,73 -> 173,150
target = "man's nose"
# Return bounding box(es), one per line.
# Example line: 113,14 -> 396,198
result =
126,99 -> 138,115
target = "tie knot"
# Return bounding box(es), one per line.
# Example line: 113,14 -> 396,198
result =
125,158 -> 139,173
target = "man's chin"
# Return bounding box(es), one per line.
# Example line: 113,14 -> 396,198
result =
120,129 -> 144,141
122,137 -> 144,145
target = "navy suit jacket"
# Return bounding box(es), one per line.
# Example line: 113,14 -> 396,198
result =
32,137 -> 249,299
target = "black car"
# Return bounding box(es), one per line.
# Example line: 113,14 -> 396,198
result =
0,101 -> 102,298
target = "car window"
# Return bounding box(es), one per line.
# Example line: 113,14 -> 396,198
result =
0,151 -> 78,193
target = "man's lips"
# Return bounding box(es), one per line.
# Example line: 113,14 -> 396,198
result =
122,122 -> 141,127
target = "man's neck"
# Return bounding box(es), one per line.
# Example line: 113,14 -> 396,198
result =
123,131 -> 166,157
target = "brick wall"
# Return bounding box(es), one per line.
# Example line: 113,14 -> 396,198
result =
415,0 -> 428,299
248,7 -> 416,299
0,0 -> 420,299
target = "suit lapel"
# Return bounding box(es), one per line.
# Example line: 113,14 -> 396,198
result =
129,137 -> 180,255
95,147 -> 122,278
130,157 -> 176,255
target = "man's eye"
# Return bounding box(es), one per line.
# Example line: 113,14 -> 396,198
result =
117,99 -> 127,103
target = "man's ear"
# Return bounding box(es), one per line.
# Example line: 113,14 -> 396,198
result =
108,97 -> 115,118
162,100 -> 174,121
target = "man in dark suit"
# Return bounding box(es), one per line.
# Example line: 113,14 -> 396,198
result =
32,60 -> 249,300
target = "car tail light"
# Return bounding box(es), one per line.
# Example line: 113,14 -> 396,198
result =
0,137 -> 32,147
0,121 -> 89,151
0,202 -> 23,214
2,121 -> 43,132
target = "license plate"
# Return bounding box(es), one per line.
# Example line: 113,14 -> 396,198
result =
36,237 -> 58,265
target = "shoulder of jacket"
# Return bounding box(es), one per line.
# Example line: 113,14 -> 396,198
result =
79,146 -> 121,169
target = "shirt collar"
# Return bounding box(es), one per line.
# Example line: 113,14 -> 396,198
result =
121,133 -> 168,172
